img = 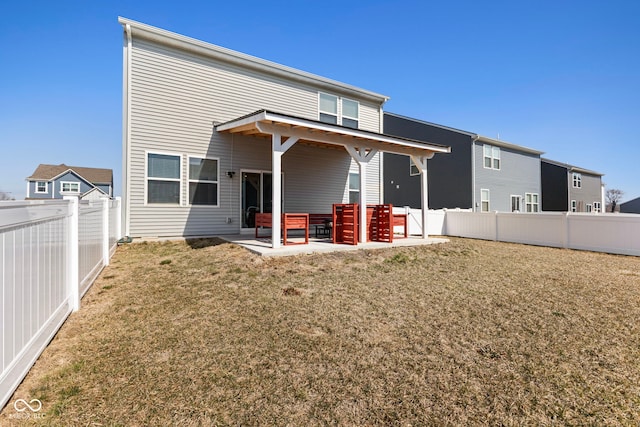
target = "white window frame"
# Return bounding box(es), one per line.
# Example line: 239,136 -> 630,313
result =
341,98 -> 359,129
480,189 -> 490,212
571,200 -> 577,212
188,156 -> 220,207
348,172 -> 360,204
318,93 -> 339,125
318,92 -> 359,129
586,203 -> 592,213
593,201 -> 601,213
145,151 -> 183,205
483,144 -> 501,170
525,192 -> 539,213
60,181 -> 80,193
510,195 -> 521,212
35,181 -> 48,193
409,158 -> 420,176
572,172 -> 582,188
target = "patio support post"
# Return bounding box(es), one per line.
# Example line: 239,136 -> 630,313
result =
346,146 -> 378,244
271,132 -> 298,249
411,154 -> 432,239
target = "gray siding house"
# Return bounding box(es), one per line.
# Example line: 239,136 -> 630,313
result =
383,113 -> 543,213
620,197 -> 640,214
25,164 -> 113,200
120,18 -> 449,246
540,159 -> 604,212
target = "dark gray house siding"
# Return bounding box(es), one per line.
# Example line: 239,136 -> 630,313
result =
541,160 -> 568,211
541,158 -> 603,212
620,197 -> 640,214
383,113 -> 473,209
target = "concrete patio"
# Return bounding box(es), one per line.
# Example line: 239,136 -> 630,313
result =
220,234 -> 449,257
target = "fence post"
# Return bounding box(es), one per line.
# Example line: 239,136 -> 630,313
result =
102,197 -> 110,267
563,212 -> 570,249
64,195 -> 80,312
494,211 -> 499,241
115,196 -> 122,241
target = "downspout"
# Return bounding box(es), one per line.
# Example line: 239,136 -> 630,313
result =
567,167 -> 572,212
471,135 -> 479,212
122,24 -> 132,236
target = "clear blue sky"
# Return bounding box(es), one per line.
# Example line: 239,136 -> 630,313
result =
1,0 -> 638,202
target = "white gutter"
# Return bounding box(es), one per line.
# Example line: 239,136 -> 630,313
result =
122,23 -> 132,236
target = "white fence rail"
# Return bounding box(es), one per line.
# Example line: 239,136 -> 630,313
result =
445,211 -> 640,256
0,197 -> 121,410
395,207 -> 640,256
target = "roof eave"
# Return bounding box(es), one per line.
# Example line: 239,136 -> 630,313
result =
217,110 -> 450,154
476,135 -> 544,155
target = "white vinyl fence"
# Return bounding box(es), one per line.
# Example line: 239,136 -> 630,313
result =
397,207 -> 640,256
444,210 -> 640,256
0,197 -> 121,410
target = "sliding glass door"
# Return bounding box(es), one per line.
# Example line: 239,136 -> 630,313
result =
241,171 -> 281,228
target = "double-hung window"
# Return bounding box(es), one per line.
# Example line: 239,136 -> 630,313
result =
188,157 -> 219,206
480,189 -> 490,212
319,93 -> 359,128
341,99 -> 359,129
572,172 -> 582,188
348,173 -> 360,204
60,182 -> 80,193
147,153 -> 181,204
36,181 -> 47,193
483,144 -> 500,170
593,201 -> 601,213
571,200 -> 577,212
525,193 -> 539,212
319,93 -> 339,124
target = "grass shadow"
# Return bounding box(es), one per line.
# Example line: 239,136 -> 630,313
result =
185,237 -> 229,249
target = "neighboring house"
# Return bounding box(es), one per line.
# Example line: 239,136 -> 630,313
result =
25,164 -> 113,200
119,18 -> 449,247
540,159 -> 604,212
383,113 -> 543,212
620,197 -> 640,214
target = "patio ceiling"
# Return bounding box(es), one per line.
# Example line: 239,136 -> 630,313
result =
215,110 -> 451,157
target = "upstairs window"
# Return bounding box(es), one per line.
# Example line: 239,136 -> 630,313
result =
188,157 -> 219,206
342,98 -> 359,129
60,182 -> 80,193
572,172 -> 582,188
319,93 -> 359,128
483,144 -> 500,170
147,152 -> 181,204
36,181 -> 47,193
319,93 -> 338,124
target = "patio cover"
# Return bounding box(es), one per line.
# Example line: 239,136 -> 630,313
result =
216,110 -> 450,248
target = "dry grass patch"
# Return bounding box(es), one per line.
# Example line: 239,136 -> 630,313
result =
2,237 -> 639,425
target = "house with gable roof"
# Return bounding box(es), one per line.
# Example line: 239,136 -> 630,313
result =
25,164 -> 113,200
540,158 -> 604,212
119,18 -> 450,247
382,112 -> 544,213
